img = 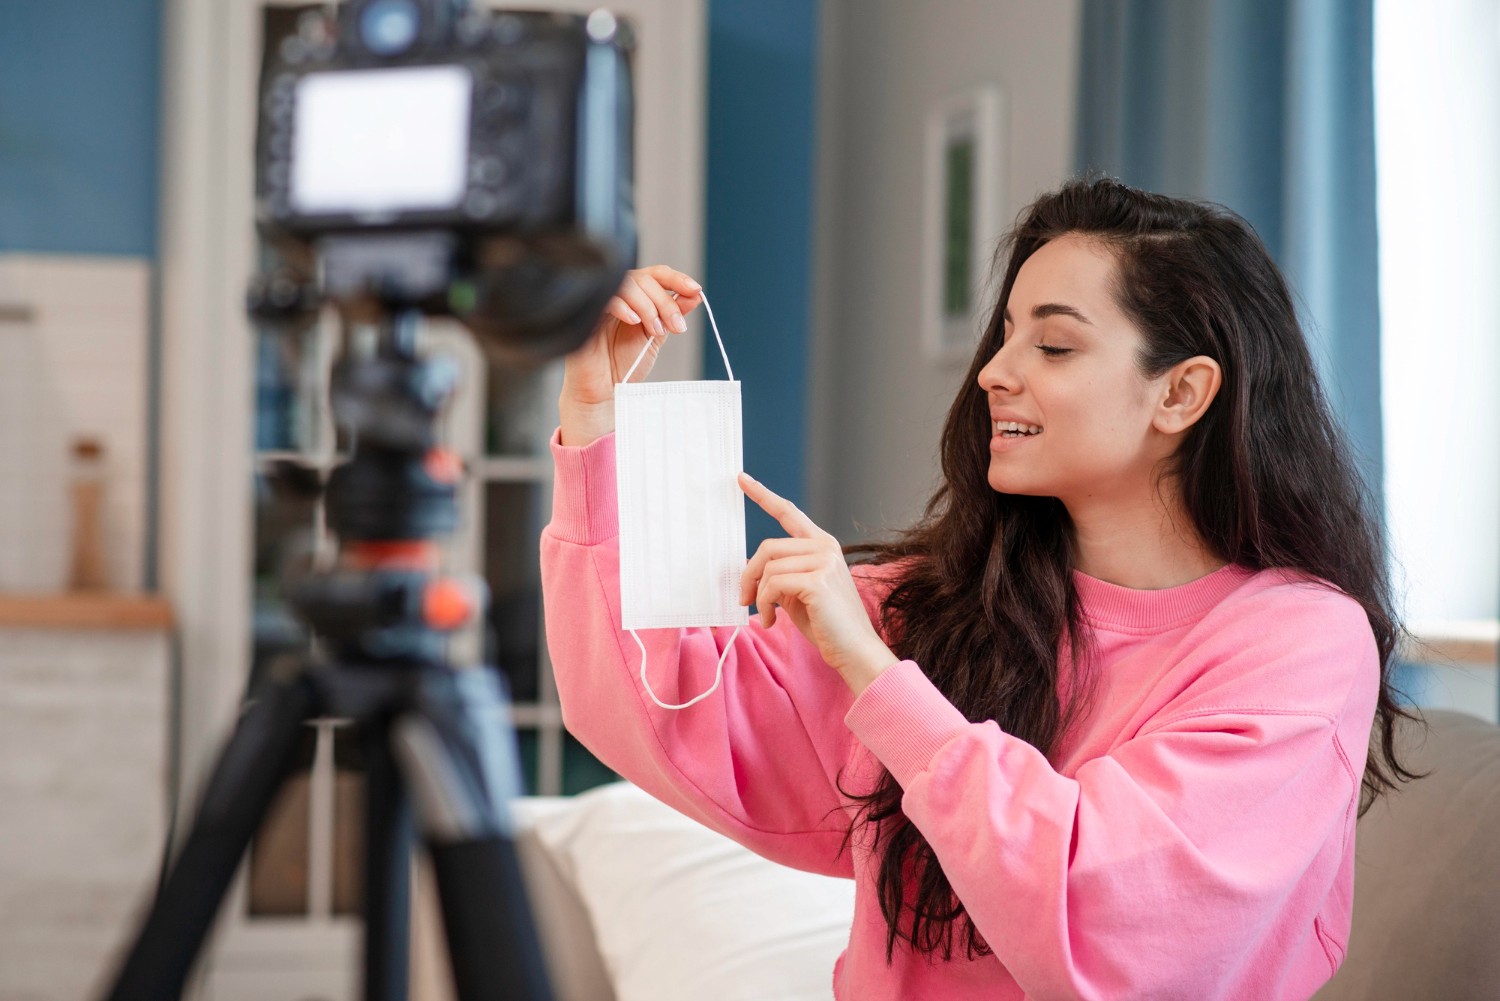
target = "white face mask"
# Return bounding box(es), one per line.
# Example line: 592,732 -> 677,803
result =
614,292 -> 747,710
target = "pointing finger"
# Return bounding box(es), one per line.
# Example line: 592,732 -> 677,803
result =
738,473 -> 825,540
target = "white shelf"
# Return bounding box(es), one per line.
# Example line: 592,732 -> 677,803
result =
510,702 -> 565,727
473,456 -> 552,482
181,0 -> 709,990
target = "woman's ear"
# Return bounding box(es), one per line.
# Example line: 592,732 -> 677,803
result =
1154,356 -> 1222,435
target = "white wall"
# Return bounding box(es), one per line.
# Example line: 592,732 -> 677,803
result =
808,0 -> 1082,539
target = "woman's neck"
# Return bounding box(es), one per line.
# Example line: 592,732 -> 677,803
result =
1065,481 -> 1225,591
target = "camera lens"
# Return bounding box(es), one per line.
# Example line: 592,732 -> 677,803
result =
359,0 -> 421,56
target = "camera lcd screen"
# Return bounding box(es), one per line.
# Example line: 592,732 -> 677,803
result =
291,65 -> 472,216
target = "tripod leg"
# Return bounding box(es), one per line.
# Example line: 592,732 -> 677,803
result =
101,672 -> 319,1001
392,667 -> 554,1001
362,717 -> 414,1001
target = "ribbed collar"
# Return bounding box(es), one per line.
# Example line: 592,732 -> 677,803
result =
1071,563 -> 1259,632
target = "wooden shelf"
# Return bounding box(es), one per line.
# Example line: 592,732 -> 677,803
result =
0,592 -> 174,631
1401,620 -> 1498,667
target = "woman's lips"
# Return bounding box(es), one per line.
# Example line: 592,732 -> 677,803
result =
989,430 -> 1041,452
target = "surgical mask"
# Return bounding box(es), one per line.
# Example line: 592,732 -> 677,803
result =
614,292 -> 746,710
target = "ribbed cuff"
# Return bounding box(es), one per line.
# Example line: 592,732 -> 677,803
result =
843,660 -> 972,788
547,426 -> 618,545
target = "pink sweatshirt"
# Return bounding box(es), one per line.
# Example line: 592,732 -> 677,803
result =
539,428 -> 1381,1001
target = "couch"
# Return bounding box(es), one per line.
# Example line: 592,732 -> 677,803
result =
1313,708 -> 1500,1000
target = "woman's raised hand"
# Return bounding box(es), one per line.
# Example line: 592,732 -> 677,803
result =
559,265 -> 704,446
737,472 -> 899,696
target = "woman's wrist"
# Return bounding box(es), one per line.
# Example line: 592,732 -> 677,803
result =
558,399 -> 615,447
840,639 -> 899,698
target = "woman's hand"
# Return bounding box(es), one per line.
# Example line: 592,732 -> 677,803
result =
559,265 -> 704,446
737,473 -> 898,696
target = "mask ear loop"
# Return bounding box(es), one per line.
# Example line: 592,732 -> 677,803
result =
618,289 -> 743,709
619,290 -> 735,384
631,625 -> 743,710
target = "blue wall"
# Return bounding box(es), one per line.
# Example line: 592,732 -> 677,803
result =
703,0 -> 819,550
0,0 -> 162,256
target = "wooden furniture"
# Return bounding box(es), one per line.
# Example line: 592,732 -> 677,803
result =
0,592 -> 173,630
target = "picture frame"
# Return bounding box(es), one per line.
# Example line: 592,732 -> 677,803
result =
921,85 -> 1005,364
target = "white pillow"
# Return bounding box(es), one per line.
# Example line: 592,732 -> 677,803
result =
529,781 -> 857,1001
509,796 -> 618,1001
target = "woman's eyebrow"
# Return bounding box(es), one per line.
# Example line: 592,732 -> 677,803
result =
1002,303 -> 1094,325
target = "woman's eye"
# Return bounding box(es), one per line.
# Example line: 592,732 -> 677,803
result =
1037,346 -> 1072,357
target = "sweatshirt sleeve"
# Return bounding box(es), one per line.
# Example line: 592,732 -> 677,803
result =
539,427 -> 867,878
843,589 -> 1380,1000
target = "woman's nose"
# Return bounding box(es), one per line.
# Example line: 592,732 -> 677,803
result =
977,343 -> 1018,394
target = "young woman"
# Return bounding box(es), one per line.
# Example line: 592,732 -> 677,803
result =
539,177 -> 1419,1000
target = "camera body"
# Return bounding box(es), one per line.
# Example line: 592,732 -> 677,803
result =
253,0 -> 637,364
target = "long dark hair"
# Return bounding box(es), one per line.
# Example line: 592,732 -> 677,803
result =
836,176 -> 1423,963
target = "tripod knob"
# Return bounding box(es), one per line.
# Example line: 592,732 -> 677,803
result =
424,576 -> 482,630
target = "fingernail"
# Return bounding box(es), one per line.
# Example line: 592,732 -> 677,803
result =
651,317 -> 665,337
670,313 -> 687,333
686,279 -> 702,291
624,308 -> 642,325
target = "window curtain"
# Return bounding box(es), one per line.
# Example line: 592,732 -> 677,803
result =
1075,0 -> 1383,503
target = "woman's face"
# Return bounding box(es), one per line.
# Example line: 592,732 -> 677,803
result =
975,233 -> 1173,507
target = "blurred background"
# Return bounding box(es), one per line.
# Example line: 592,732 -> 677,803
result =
0,1 -> 1495,998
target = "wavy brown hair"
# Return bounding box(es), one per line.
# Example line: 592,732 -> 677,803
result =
835,176 -> 1424,963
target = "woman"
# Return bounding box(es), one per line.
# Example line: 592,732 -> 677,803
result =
539,177 -> 1419,1000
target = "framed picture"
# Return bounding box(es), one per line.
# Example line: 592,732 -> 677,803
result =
921,85 -> 1005,363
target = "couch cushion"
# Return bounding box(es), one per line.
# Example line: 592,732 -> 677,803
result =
1314,709 -> 1500,1000
529,781 -> 856,1001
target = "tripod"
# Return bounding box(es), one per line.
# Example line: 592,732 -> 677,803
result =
101,304 -> 554,1001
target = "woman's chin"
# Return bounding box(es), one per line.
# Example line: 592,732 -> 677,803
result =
987,470 -> 1038,496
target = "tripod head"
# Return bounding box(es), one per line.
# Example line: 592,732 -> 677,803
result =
278,302 -> 474,668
